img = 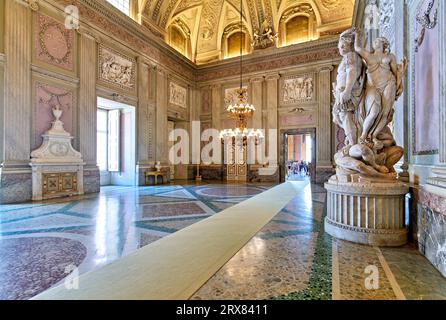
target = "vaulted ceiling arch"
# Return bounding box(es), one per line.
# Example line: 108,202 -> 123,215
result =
136,0 -> 354,64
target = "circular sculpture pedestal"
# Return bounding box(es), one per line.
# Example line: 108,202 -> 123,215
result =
325,176 -> 409,246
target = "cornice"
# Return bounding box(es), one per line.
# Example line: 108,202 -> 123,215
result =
197,37 -> 339,72
31,64 -> 80,85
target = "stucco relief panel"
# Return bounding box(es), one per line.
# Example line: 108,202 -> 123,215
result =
35,13 -> 75,71
34,82 -> 75,150
98,46 -> 136,91
169,82 -> 187,108
280,75 -> 314,105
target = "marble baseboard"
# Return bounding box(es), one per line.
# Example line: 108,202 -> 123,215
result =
198,165 -> 225,180
83,169 -> 100,194
418,189 -> 446,278
0,171 -> 32,204
248,165 -> 280,183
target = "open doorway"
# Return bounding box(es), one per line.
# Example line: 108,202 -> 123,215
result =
283,129 -> 316,182
97,97 -> 136,186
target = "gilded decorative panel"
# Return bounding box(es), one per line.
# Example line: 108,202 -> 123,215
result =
98,45 -> 136,91
35,13 -> 75,71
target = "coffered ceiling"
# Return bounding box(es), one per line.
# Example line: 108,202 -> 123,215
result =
136,0 -> 354,63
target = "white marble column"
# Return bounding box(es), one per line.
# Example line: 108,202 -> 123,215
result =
79,32 -> 99,193
156,67 -> 168,164
317,66 -> 334,169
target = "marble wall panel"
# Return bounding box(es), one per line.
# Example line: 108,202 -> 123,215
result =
413,5 -> 440,155
418,190 -> 446,277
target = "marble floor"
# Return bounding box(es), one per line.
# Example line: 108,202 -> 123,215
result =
0,182 -> 445,300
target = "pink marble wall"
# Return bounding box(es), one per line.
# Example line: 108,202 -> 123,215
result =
414,20 -> 440,154
279,113 -> 316,127
35,83 -> 74,149
35,13 -> 75,71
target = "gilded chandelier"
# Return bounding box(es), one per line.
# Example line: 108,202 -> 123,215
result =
220,0 -> 263,144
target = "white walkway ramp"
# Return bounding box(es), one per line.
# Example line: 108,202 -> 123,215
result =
34,181 -> 307,300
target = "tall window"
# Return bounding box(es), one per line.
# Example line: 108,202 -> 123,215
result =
169,26 -> 187,56
226,32 -> 247,58
106,0 -> 130,16
97,109 -> 120,172
286,16 -> 309,45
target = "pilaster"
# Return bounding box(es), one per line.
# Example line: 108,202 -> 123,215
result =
79,32 -> 99,193
250,76 -> 264,129
156,67 -> 168,164
0,0 -> 33,203
211,84 -> 222,131
317,66 -> 334,168
264,74 -> 280,166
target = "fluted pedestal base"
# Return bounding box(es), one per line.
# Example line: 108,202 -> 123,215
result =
325,176 -> 409,247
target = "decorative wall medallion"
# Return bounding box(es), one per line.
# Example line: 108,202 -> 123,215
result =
36,13 -> 75,71
282,76 -> 314,104
98,46 -> 136,91
169,82 -> 187,108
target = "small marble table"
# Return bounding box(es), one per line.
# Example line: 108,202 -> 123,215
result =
144,171 -> 166,185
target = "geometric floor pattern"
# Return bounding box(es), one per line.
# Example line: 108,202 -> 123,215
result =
1,182 -> 445,300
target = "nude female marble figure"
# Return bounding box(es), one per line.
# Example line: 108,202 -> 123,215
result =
354,28 -> 407,149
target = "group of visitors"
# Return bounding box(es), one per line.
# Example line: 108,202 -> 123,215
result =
287,160 -> 311,177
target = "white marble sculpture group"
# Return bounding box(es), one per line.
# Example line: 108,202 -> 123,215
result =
332,28 -> 408,181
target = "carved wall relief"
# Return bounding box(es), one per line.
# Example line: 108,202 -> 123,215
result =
98,46 -> 136,91
169,82 -> 187,108
35,13 -> 75,71
281,76 -> 314,104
